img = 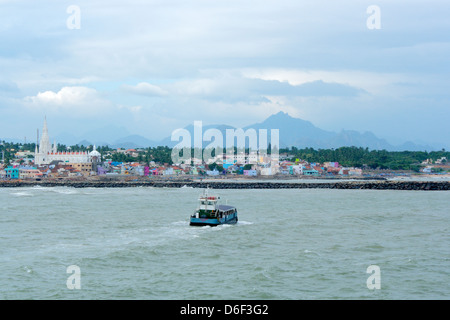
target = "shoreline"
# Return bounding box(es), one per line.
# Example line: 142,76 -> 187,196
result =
1,179 -> 448,190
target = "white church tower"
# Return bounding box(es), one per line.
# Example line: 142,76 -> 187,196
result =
35,117 -> 55,165
34,117 -> 94,165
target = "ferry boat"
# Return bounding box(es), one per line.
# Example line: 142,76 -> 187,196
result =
189,190 -> 238,226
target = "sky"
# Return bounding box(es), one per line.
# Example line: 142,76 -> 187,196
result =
0,0 -> 449,149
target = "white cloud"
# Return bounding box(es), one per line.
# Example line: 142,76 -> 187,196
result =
23,86 -> 113,116
121,82 -> 168,96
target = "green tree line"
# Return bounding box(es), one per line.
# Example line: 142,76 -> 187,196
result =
284,146 -> 449,171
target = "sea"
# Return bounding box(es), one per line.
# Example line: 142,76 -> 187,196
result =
0,183 -> 449,300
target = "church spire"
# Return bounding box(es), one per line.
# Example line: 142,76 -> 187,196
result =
39,116 -> 52,158
42,116 -> 48,137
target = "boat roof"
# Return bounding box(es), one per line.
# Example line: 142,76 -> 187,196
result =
217,205 -> 236,211
199,195 -> 219,199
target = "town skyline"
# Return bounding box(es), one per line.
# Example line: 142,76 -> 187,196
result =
2,113 -> 449,180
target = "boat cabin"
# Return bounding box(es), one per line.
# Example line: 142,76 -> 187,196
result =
194,191 -> 236,219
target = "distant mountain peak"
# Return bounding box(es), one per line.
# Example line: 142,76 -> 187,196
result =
266,111 -> 293,121
273,111 -> 289,117
251,111 -> 317,133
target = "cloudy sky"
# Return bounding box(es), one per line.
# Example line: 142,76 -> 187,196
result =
1,0 -> 449,148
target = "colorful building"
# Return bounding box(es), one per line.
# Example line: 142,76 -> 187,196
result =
243,169 -> 257,176
5,166 -> 20,179
303,168 -> 319,176
19,167 -> 43,179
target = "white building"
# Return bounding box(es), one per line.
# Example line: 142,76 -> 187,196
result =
292,165 -> 303,175
34,117 -> 100,165
422,166 -> 432,173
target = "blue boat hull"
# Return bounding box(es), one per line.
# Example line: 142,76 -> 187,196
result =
190,212 -> 238,227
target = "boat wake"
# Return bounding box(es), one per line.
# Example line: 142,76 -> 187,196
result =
236,220 -> 253,225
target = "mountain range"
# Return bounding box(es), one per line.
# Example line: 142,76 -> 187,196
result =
51,112 -> 436,151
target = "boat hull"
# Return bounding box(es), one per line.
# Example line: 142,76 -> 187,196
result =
190,212 -> 238,227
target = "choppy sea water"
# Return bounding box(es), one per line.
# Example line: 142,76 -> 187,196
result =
0,186 -> 448,300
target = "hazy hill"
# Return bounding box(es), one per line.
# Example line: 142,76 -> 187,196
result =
52,112 -> 436,151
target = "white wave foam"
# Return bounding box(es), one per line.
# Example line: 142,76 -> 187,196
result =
11,192 -> 33,197
304,249 -> 321,256
29,186 -> 78,194
52,189 -> 78,195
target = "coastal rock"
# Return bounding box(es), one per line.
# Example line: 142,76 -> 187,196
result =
0,180 -> 448,190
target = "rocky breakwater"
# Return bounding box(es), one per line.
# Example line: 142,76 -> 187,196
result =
0,180 -> 449,190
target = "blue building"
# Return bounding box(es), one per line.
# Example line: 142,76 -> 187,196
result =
5,166 -> 20,179
303,169 -> 319,176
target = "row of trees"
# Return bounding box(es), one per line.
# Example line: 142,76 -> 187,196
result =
110,146 -> 173,164
284,146 -> 449,171
0,141 -> 37,166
